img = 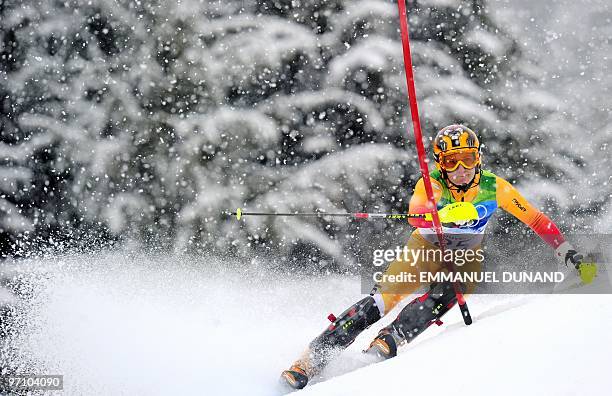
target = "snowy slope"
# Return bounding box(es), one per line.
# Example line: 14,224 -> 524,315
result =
303,292 -> 612,396
1,253 -> 611,395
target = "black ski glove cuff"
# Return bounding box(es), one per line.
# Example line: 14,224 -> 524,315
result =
564,249 -> 583,269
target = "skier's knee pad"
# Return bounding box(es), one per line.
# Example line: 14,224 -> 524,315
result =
392,281 -> 458,341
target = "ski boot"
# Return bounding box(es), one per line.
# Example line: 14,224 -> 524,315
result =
366,281 -> 458,360
280,364 -> 309,390
281,295 -> 382,389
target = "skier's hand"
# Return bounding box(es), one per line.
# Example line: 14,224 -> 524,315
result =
577,262 -> 598,284
448,219 -> 471,228
438,202 -> 478,228
564,249 -> 598,284
563,248 -> 583,268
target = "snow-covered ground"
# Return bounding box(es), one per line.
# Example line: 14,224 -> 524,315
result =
305,293 -> 612,395
1,252 -> 611,395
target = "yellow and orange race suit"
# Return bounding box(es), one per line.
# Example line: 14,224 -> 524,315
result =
374,169 -> 566,314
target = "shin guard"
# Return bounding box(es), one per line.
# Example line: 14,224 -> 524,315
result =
369,282 -> 460,359
306,296 -> 382,376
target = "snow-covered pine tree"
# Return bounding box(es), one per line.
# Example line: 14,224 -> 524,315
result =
162,4 -> 414,264
0,0 -> 188,250
1,2 -> 46,255
0,0 -> 592,268
165,0 -> 587,267
499,0 -> 612,233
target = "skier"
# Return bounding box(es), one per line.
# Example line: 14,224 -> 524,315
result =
281,124 -> 598,390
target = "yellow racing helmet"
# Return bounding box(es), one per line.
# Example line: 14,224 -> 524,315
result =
432,125 -> 482,190
433,124 -> 481,171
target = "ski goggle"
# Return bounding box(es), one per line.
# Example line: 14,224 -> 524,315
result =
438,148 -> 480,171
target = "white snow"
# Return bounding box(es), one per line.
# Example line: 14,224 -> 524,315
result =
0,199 -> 34,232
2,253 -> 611,395
303,293 -> 612,395
260,89 -> 386,132
464,29 -> 509,58
327,37 -> 400,86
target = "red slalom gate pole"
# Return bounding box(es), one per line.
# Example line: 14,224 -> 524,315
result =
396,0 -> 472,325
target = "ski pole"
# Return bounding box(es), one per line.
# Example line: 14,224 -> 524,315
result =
229,202 -> 478,223
231,210 -> 421,220
396,0 -> 472,325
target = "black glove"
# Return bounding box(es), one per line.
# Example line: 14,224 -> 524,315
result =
556,243 -> 598,284
564,249 -> 583,269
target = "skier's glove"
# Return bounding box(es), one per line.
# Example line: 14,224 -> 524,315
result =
576,262 -> 598,284
438,203 -> 477,228
450,219 -> 471,228
556,242 -> 598,284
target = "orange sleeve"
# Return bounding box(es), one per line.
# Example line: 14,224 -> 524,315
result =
408,177 -> 443,228
496,177 -> 565,249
